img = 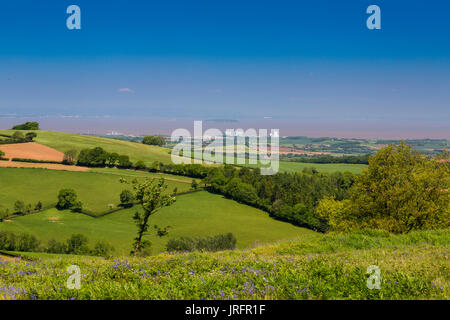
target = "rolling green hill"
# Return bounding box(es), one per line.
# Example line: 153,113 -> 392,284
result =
0,130 -> 174,165
0,167 -> 191,215
0,130 -> 366,173
0,191 -> 312,255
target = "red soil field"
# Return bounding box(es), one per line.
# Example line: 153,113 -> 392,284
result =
0,142 -> 88,172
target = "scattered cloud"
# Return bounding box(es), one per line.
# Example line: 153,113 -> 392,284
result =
117,88 -> 134,93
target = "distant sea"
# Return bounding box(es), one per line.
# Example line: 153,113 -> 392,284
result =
0,116 -> 448,140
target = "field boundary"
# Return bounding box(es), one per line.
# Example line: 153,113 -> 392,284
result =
2,189 -> 204,220
81,189 -> 204,218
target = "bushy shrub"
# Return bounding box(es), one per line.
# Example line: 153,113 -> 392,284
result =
134,160 -> 147,170
119,190 -> 134,207
13,200 -> 26,214
66,234 -> 89,254
46,239 -> 67,254
62,150 -> 78,165
166,233 -> 237,252
91,241 -> 114,257
56,189 -> 82,212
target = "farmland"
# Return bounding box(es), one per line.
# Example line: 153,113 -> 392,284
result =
0,129 -> 448,301
0,130 -> 367,174
0,191 -> 309,255
0,167 -> 191,215
261,161 -> 366,174
0,130 -> 175,166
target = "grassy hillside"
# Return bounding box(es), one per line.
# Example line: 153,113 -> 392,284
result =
0,130 -> 366,173
1,229 -> 448,300
0,191 -> 310,255
0,130 -> 174,165
0,167 -> 191,215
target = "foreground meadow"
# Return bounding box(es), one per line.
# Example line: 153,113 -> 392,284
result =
0,229 -> 448,300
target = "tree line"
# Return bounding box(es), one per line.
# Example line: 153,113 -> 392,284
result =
281,154 -> 371,164
0,231 -> 114,257
0,131 -> 37,145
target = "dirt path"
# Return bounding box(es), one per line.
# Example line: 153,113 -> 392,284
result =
0,160 -> 88,171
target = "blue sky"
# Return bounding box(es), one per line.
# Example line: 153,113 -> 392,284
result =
0,0 -> 449,137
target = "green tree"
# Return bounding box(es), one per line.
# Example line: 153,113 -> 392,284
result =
191,179 -> 198,190
66,234 -> 89,254
121,178 -> 175,256
25,132 -> 37,142
62,149 -> 78,164
106,152 -> 120,167
46,239 -> 67,254
134,160 -> 147,170
11,131 -> 25,142
120,189 -> 135,207
77,147 -> 108,167
117,155 -> 133,168
91,241 -> 114,257
56,189 -> 78,210
71,201 -> 83,213
12,121 -> 39,130
14,200 -> 25,214
35,201 -> 43,211
325,142 -> 450,233
142,135 -> 166,146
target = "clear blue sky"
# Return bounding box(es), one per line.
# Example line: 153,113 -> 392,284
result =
0,0 -> 449,137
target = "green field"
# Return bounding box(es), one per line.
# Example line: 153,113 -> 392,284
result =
246,160 -> 367,174
0,167 -> 191,215
277,161 -> 367,174
0,130 -> 367,174
1,229 -> 448,300
0,130 -> 174,165
0,191 -> 310,255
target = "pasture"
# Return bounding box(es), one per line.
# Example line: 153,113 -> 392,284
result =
0,191 -> 311,255
247,160 -> 366,174
0,167 -> 191,215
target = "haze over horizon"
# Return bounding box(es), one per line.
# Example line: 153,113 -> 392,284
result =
1,1 -> 449,139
